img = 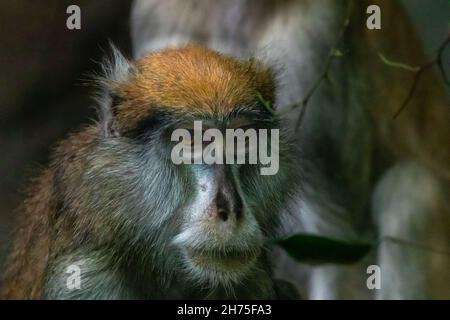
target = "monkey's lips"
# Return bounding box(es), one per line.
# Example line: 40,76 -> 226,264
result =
184,246 -> 260,274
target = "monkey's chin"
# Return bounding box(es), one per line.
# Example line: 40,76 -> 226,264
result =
182,247 -> 261,287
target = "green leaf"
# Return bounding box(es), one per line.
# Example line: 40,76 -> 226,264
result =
276,233 -> 372,265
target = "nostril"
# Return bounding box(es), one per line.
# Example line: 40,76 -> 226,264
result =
235,207 -> 243,221
216,191 -> 230,222
235,193 -> 244,222
217,208 -> 229,222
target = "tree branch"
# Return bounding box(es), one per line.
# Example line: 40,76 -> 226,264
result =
379,35 -> 450,119
290,1 -> 354,131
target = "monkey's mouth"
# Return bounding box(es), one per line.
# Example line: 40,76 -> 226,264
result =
184,246 -> 260,274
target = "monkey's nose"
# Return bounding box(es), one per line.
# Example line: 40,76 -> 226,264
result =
215,189 -> 243,224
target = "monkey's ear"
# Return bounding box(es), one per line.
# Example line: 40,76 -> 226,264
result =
96,44 -> 136,138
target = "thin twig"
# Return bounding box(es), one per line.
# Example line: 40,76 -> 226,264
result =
379,35 -> 450,119
256,92 -> 278,117
378,53 -> 421,72
436,35 -> 450,85
290,2 -> 353,131
377,236 -> 450,258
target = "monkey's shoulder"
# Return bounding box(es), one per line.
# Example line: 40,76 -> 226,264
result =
45,125 -> 106,180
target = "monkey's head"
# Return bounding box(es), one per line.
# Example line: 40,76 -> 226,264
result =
88,46 -> 298,292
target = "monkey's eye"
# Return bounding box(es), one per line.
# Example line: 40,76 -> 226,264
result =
224,124 -> 258,158
172,127 -> 214,160
182,128 -> 207,147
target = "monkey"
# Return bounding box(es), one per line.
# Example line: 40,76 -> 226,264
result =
129,0 -> 450,299
1,46 -> 301,299
2,0 -> 450,300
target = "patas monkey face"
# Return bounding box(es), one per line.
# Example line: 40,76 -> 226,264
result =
96,46 -> 299,289
1,46 -> 299,300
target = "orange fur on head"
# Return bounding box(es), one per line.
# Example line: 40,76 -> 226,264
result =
113,47 -> 276,130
